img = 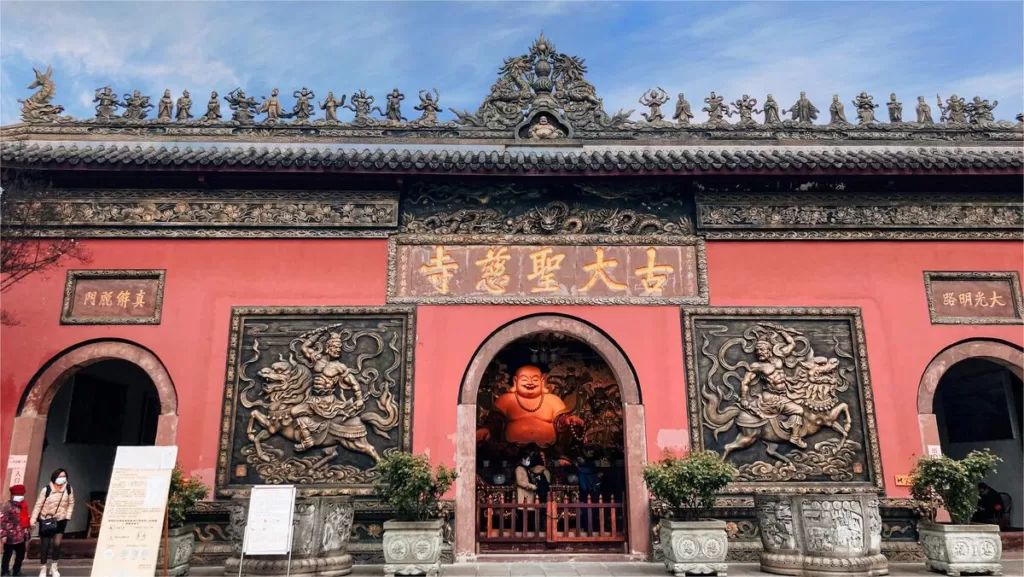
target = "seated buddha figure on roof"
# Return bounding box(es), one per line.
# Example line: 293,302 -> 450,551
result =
477,365 -> 584,447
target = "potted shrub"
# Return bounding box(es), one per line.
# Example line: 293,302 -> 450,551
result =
643,451 -> 736,577
375,452 -> 457,577
156,463 -> 209,576
911,449 -> 1003,576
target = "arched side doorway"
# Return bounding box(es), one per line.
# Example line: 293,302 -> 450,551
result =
918,340 -> 1024,528
455,315 -> 649,560
5,341 -> 178,512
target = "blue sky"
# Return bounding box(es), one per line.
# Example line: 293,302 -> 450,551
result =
2,1 -> 1022,126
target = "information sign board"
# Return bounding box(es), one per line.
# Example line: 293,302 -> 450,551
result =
90,446 -> 177,577
243,485 -> 296,556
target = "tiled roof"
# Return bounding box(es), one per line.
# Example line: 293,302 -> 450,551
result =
2,141 -> 1022,174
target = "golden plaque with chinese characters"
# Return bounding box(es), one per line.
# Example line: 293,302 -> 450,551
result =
61,269 -> 165,324
924,271 -> 1023,325
388,235 -> 708,304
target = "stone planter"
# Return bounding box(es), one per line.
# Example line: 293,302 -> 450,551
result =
658,519 -> 728,576
382,519 -> 444,577
224,495 -> 354,576
755,493 -> 888,577
155,524 -> 196,576
918,521 -> 1002,576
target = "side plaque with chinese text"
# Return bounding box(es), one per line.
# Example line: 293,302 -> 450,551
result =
388,234 -> 708,305
924,271 -> 1023,325
61,269 -> 165,325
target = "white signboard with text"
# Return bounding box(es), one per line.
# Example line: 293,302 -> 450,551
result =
90,446 -> 177,577
5,455 -> 27,487
243,485 -> 296,556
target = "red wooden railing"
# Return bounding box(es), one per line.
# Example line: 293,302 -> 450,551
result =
477,493 -> 625,544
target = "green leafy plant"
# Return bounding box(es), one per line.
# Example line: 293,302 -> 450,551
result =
910,450 -> 1001,526
167,463 -> 209,528
375,452 -> 457,522
642,450 -> 736,521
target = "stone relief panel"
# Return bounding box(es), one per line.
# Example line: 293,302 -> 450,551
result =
217,307 -> 415,495
683,308 -> 883,494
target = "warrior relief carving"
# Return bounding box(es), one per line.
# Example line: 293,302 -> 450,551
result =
219,309 -> 414,493
685,310 -> 882,492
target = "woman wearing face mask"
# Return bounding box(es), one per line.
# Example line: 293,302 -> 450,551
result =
29,470 -> 74,577
1,484 -> 31,576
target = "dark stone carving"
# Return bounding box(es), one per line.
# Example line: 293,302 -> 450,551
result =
703,91 -> 730,126
829,94 -> 850,126
785,92 -> 819,124
916,96 -> 934,125
346,89 -> 381,124
412,89 -> 442,126
217,307 -> 415,495
225,88 -> 258,124
887,94 -> 902,123
966,96 -> 999,124
383,89 -> 406,122
449,33 -> 632,131
291,88 -> 316,123
853,92 -> 878,124
401,200 -> 692,236
93,86 -> 119,120
683,308 -> 883,494
640,87 -> 670,123
319,91 -> 345,124
732,95 -> 758,127
673,93 -> 694,125
939,94 -> 967,124
175,90 -> 192,122
121,89 -> 153,120
19,66 -> 68,123
158,89 -> 174,121
2,189 -> 399,238
697,193 -> 1024,240
201,91 -> 221,123
762,94 -> 782,125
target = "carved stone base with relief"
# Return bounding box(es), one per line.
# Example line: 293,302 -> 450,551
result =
660,519 -> 729,576
224,495 -> 354,576
155,524 -> 196,576
382,519 -> 444,577
919,522 -> 1003,576
756,493 -> 888,577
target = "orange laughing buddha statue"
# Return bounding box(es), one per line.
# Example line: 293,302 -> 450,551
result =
478,365 -> 584,446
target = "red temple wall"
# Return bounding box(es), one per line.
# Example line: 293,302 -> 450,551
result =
2,238 -> 1022,497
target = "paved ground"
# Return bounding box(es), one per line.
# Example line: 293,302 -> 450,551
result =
35,559 -> 1024,577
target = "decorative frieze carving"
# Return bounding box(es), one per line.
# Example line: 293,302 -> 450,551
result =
697,194 -> 1024,240
3,189 -> 398,238
682,308 -> 883,494
217,307 -> 415,496
923,271 -> 1023,325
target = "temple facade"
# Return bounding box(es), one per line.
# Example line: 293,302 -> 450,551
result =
1,35 -> 1023,565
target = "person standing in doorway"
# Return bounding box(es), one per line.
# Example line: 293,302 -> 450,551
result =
30,470 -> 74,577
1,484 -> 31,576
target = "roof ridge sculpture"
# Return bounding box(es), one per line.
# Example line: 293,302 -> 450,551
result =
10,34 -> 1024,141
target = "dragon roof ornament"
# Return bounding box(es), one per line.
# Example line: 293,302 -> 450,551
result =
8,34 -> 1024,143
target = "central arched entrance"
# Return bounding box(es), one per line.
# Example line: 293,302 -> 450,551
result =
454,315 -> 649,560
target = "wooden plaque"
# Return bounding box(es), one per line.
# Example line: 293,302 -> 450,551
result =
61,270 -> 165,325
388,234 -> 708,305
924,271 -> 1023,325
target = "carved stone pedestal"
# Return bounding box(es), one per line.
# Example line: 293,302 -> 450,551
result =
382,519 -> 444,577
155,524 -> 196,576
224,495 -> 354,577
756,493 -> 888,577
659,519 -> 729,576
919,522 -> 1002,576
